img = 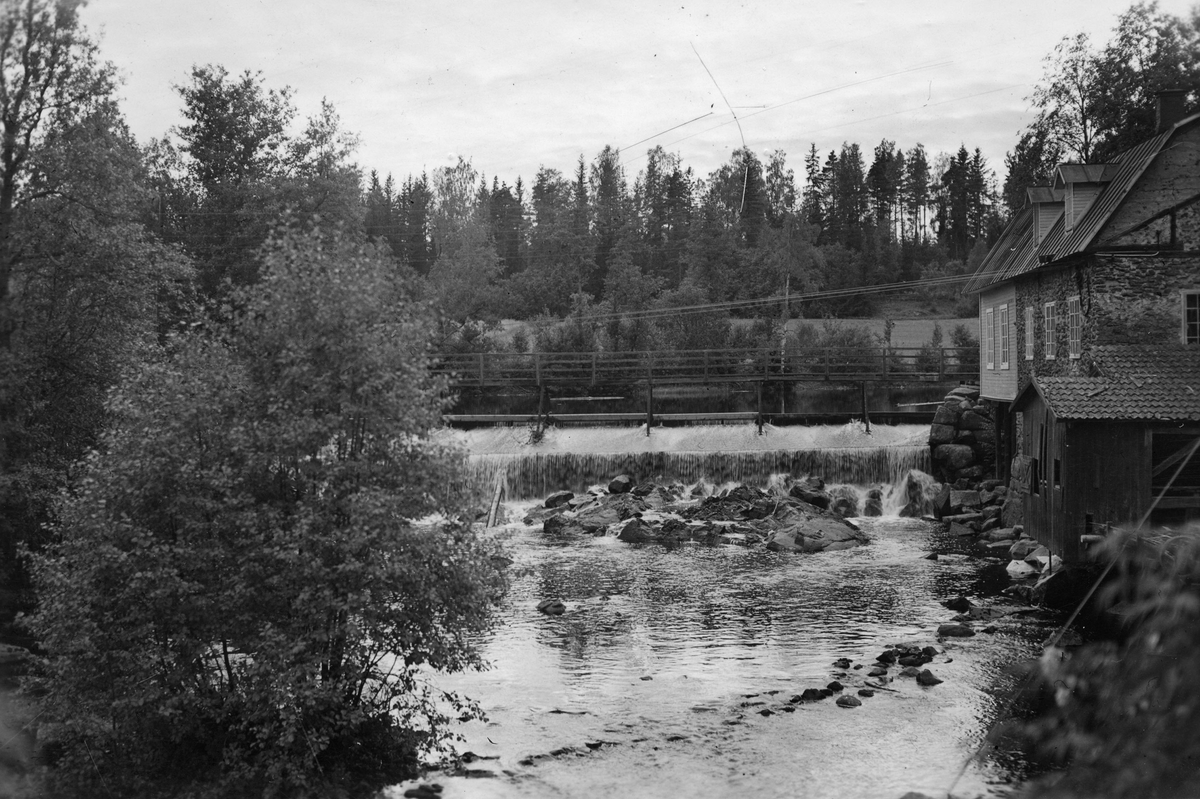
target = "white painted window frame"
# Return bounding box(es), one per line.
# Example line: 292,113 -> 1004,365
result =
999,304 -> 1010,370
1067,295 -> 1082,359
1044,301 -> 1057,360
1025,305 -> 1035,360
984,307 -> 994,370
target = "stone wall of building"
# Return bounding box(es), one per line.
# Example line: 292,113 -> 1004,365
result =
929,385 -> 996,485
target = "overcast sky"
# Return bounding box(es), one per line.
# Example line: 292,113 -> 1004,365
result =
80,0 -> 1198,189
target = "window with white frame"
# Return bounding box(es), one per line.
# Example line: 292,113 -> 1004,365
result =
1025,306 -> 1035,360
1067,295 -> 1082,358
999,304 -> 1010,369
1044,301 -> 1057,360
1184,291 -> 1200,345
984,307 -> 994,369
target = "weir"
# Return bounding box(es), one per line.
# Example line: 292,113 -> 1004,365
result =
444,422 -> 932,500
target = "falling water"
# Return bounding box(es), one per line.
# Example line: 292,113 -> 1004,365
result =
442,422 -> 932,500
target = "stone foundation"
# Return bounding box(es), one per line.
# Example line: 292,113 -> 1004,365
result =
929,386 -> 996,486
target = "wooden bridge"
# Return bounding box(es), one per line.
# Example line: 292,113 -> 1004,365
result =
433,346 -> 976,388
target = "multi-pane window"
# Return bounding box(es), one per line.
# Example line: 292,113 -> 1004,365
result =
1044,301 -> 1057,360
1025,306 -> 1035,360
1067,295 -> 1082,358
1184,291 -> 1200,344
999,304 -> 1010,369
984,307 -> 994,369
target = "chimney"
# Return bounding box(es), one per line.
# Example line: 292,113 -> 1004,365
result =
1155,88 -> 1188,133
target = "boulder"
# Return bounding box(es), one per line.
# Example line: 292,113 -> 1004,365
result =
543,514 -> 585,535
929,423 -> 956,446
916,669 -> 944,686
608,474 -> 633,494
949,489 -> 982,512
537,599 -> 566,616
947,385 -> 979,400
789,481 -> 831,510
573,504 -> 623,533
1006,559 -> 1039,578
943,596 -> 972,612
765,509 -> 867,553
614,517 -> 655,544
544,490 -> 575,509
1008,538 -> 1038,560
932,403 -> 961,426
932,484 -> 952,519
959,410 -> 992,430
980,505 -> 1002,522
937,623 -> 976,637
1023,545 -> 1050,568
836,694 -> 862,708
981,526 -> 1016,543
863,488 -> 883,517
948,522 -> 976,537
933,444 -> 976,472
828,485 -> 860,518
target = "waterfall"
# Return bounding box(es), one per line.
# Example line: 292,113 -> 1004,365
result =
465,445 -> 931,500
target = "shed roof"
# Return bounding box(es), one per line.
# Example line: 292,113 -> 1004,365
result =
1015,345 -> 1200,421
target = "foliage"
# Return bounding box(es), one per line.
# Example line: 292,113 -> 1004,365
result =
1022,527 -> 1200,798
1021,3 -> 1199,165
950,323 -> 980,370
27,227 -> 505,798
151,66 -> 363,299
0,1 -> 190,644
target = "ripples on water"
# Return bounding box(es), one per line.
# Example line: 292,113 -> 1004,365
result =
404,513 -> 1056,799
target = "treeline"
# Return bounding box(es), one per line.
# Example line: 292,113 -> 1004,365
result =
360,139 -> 1000,350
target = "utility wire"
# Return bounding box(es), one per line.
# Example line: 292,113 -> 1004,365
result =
691,43 -> 750,214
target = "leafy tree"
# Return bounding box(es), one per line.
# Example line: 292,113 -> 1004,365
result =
28,225 -> 504,798
0,0 -> 190,643
1023,4 -> 1199,164
764,148 -> 796,228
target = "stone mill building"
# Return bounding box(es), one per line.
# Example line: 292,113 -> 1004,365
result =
963,92 -> 1200,562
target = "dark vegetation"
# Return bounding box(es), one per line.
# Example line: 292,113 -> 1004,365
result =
1021,528 -> 1200,798
0,0 -> 1195,795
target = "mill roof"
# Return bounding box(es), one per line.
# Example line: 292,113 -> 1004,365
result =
964,116 -> 1191,294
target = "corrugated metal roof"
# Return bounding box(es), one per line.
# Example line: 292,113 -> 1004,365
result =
965,113 -> 1200,294
1043,129 -> 1174,259
962,208 -> 1033,293
1027,344 -> 1200,421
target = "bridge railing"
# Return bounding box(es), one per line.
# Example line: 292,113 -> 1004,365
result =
432,346 -> 978,386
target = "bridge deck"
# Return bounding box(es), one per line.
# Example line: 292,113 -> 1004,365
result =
433,346 -> 976,388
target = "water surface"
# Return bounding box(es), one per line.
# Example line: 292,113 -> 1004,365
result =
401,512 -> 1055,799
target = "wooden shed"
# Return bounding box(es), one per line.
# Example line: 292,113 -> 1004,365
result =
1011,344 -> 1200,562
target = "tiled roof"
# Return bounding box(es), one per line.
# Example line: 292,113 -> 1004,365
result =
1031,345 -> 1200,421
965,115 -> 1195,294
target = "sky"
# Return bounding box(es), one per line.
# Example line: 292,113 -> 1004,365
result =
79,0 -> 1199,189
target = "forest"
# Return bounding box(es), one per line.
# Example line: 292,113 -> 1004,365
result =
0,0 -> 1197,796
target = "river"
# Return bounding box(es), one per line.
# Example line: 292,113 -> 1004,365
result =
392,497 -> 1058,799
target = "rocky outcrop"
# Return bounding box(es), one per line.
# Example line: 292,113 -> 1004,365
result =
929,386 -> 996,485
531,478 -> 869,554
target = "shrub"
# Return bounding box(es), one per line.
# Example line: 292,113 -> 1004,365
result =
1021,527 -> 1200,797
27,227 -> 505,798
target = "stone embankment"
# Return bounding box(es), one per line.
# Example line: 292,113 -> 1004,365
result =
929,385 -> 997,486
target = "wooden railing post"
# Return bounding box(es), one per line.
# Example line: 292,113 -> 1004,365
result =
534,352 -> 542,385
478,351 -> 485,384
591,351 -> 598,385
938,347 -> 946,381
